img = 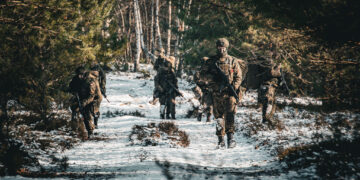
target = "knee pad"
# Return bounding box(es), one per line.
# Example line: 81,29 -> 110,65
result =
216,118 -> 225,132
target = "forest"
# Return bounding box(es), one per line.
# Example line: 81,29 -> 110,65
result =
0,0 -> 359,179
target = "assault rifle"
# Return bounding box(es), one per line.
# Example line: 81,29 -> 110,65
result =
101,89 -> 110,103
167,80 -> 184,98
76,93 -> 85,118
214,63 -> 240,103
280,68 -> 291,95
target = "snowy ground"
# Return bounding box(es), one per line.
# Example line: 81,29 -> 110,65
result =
55,65 -> 283,179
6,64 -> 358,179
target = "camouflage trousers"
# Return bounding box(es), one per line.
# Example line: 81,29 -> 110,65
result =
198,91 -> 213,118
159,93 -> 176,119
212,93 -> 237,136
258,84 -> 277,123
82,103 -> 96,136
70,97 -> 88,139
92,97 -> 102,126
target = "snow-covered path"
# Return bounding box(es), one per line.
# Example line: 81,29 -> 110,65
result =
58,67 -> 279,179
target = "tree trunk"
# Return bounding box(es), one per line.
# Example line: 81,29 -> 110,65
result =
133,0 -> 141,72
155,0 -> 163,50
135,0 -> 156,63
150,0 -> 155,54
176,0 -> 192,77
166,0 -> 172,56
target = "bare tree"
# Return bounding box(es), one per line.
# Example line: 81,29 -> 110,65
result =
155,0 -> 163,50
133,0 -> 141,72
166,0 -> 172,56
150,0 -> 155,54
176,0 -> 192,77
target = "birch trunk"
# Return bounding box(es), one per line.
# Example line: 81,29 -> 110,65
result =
155,0 -> 163,50
150,0 -> 155,54
135,0 -> 156,62
133,0 -> 141,72
166,0 -> 172,56
176,0 -> 192,77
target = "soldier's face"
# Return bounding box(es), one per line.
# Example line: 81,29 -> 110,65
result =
217,46 -> 227,56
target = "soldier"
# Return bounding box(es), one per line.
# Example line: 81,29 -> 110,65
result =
152,48 -> 167,104
194,57 -> 213,122
154,56 -> 179,119
90,64 -> 106,128
69,66 -> 87,138
257,58 -> 281,127
78,70 -> 102,138
200,38 -> 243,148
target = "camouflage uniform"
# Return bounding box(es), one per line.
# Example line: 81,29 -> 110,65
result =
257,59 -> 281,126
78,71 -> 102,137
194,57 -> 213,122
154,57 -> 178,119
90,65 -> 106,128
200,38 -> 242,148
69,66 -> 87,138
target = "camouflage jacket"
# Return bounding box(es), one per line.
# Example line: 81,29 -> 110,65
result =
258,59 -> 281,86
154,69 -> 178,95
154,55 -> 167,71
79,74 -> 102,107
200,55 -> 242,94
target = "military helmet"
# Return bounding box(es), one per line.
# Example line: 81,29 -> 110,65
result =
216,38 -> 229,48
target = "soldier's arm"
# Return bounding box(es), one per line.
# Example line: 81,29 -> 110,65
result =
232,58 -> 242,90
81,81 -> 96,107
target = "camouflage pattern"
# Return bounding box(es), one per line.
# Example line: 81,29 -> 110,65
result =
257,59 -> 281,126
193,65 -> 213,122
78,71 -> 102,137
200,55 -> 242,133
90,64 -> 106,96
200,38 -> 244,148
154,58 -> 178,119
69,66 -> 87,138
89,70 -> 103,128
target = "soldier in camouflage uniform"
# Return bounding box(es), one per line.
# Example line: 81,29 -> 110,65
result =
69,66 -> 87,138
200,38 -> 243,148
152,48 -> 167,103
78,71 -> 103,138
154,56 -> 178,119
257,58 -> 281,127
90,64 -> 106,128
194,57 -> 213,122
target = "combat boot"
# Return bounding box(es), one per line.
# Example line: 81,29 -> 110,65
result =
160,114 -> 165,119
166,114 -> 170,119
171,113 -> 176,120
197,113 -> 202,121
227,133 -> 236,148
217,136 -> 226,149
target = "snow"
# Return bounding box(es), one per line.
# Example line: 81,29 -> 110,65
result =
44,64 -> 281,179
8,64 -> 358,179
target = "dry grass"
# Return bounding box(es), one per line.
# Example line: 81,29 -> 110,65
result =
129,121 -> 190,148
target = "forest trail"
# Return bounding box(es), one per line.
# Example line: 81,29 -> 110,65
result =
56,66 -> 281,179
